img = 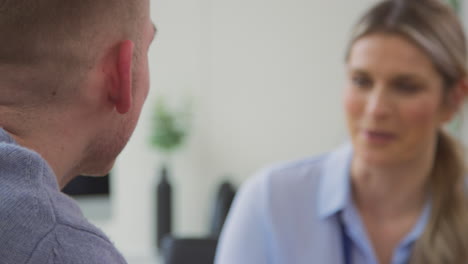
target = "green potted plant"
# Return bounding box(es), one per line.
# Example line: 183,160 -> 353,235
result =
150,98 -> 191,159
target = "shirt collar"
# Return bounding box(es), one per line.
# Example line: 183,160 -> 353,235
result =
400,200 -> 431,248
0,127 -> 60,189
0,127 -> 16,145
317,143 -> 353,219
316,143 -> 432,246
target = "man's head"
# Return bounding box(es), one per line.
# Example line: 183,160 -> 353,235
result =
0,0 -> 151,104
0,0 -> 156,183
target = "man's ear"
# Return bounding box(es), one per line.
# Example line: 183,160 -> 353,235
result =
109,40 -> 134,114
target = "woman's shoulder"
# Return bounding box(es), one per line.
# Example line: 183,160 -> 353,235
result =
243,155 -> 325,196
235,154 -> 324,203
260,144 -> 350,186
240,146 -> 341,199
238,144 -> 352,208
266,154 -> 328,180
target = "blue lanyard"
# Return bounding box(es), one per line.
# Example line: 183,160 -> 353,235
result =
339,217 -> 352,264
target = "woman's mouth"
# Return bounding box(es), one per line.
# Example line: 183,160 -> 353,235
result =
363,130 -> 397,144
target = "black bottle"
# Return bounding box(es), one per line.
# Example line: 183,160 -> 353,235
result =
157,165 -> 172,249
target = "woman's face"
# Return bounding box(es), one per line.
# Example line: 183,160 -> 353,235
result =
344,33 -> 454,166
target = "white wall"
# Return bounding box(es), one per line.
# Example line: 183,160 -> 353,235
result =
86,0 -> 468,260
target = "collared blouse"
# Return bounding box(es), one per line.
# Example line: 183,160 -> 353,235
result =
215,144 -> 430,264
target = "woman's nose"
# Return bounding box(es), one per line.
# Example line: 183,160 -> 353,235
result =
364,87 -> 392,120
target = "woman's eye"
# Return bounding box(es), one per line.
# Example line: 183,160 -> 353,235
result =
394,82 -> 421,94
352,76 -> 372,89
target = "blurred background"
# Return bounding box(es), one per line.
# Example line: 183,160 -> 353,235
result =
67,0 -> 468,263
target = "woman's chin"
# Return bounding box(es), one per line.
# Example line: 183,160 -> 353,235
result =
355,147 -> 399,167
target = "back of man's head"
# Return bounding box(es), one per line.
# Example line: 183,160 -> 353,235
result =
0,0 -> 145,109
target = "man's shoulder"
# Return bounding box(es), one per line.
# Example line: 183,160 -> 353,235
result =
26,223 -> 127,264
0,144 -> 59,263
0,186 -> 126,263
0,140 -> 58,226
0,142 -> 125,263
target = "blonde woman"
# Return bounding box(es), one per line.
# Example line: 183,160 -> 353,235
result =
215,0 -> 468,263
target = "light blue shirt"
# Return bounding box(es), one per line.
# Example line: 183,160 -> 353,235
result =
215,144 -> 430,264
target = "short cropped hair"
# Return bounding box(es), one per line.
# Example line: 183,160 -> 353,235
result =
0,0 -> 146,107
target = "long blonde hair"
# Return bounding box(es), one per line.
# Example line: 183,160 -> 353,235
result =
347,0 -> 468,262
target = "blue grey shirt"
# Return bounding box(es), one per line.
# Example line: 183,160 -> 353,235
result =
215,144 -> 430,264
0,128 -> 127,264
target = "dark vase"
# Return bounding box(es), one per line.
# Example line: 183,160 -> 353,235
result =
157,165 -> 172,249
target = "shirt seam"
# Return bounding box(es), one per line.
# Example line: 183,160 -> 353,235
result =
24,221 -> 115,264
24,223 -> 58,264
55,222 -> 112,243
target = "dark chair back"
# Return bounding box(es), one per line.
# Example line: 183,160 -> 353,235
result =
162,237 -> 218,264
210,181 -> 236,237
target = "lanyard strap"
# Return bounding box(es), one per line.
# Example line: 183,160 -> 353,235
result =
339,217 -> 353,264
